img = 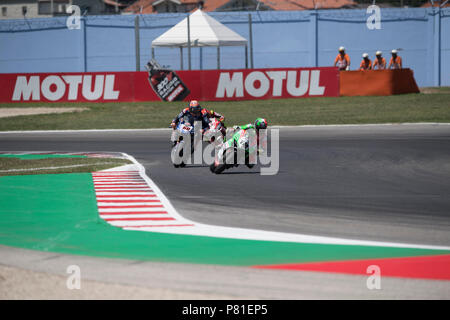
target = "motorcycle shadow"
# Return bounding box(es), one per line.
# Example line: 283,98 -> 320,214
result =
219,170 -> 260,175
177,164 -> 210,168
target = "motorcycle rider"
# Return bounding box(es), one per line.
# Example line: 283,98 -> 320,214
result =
202,108 -> 225,122
171,100 -> 210,129
202,108 -> 226,137
170,100 -> 210,147
232,118 -> 268,138
229,118 -> 268,168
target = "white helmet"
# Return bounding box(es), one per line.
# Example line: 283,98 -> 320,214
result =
339,46 -> 345,52
376,51 -> 382,56
391,49 -> 398,54
362,53 -> 369,58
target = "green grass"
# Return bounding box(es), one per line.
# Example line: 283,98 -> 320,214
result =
0,156 -> 131,176
420,86 -> 450,94
0,89 -> 449,131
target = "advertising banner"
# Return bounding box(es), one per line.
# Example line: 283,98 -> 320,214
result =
0,66 -> 339,103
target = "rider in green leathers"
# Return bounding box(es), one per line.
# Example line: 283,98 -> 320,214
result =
227,118 -> 268,145
226,118 -> 268,167
210,118 -> 268,173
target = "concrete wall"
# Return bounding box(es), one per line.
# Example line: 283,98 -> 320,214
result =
0,0 -> 45,20
0,8 -> 448,87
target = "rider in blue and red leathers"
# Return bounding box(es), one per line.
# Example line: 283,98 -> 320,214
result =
171,100 -> 210,129
170,100 -> 211,147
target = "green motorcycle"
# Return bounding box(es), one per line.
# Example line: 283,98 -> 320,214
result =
209,125 -> 257,174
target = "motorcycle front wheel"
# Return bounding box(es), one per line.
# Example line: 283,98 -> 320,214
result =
171,142 -> 185,168
211,149 -> 235,174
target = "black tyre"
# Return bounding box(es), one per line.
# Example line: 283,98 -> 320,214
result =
245,150 -> 255,169
171,141 -> 185,168
213,163 -> 227,174
213,149 -> 234,174
171,146 -> 180,168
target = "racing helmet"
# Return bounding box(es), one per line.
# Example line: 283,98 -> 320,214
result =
254,118 -> 268,130
189,100 -> 201,115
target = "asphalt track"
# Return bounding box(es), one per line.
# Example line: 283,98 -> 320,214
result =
1,124 -> 450,298
1,124 -> 449,246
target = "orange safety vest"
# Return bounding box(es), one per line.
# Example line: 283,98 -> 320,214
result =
373,57 -> 386,70
334,54 -> 350,70
389,56 -> 402,69
359,59 -> 372,70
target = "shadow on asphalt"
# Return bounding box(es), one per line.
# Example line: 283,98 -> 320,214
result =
218,171 -> 260,175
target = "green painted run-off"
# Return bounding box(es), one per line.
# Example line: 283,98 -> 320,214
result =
0,173 -> 448,266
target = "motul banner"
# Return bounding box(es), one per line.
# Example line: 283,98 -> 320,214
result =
193,67 -> 339,100
0,72 -> 150,103
0,67 -> 339,103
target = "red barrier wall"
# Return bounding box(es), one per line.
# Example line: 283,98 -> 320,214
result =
339,69 -> 419,96
0,67 -> 340,103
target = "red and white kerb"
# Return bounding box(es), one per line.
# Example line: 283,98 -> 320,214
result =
92,171 -> 194,229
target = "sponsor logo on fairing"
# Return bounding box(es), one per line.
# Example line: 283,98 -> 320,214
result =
12,75 -> 120,101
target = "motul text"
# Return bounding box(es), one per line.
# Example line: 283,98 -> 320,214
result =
215,70 -> 327,98
12,75 -> 119,101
